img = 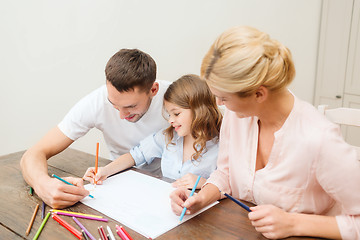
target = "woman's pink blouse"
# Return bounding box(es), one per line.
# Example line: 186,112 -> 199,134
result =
207,96 -> 360,239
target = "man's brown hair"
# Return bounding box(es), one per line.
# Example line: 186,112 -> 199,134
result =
105,49 -> 157,92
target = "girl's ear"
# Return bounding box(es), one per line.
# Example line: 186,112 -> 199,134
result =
149,82 -> 159,97
255,86 -> 268,103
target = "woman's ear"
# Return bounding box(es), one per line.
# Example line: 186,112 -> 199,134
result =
255,86 -> 268,103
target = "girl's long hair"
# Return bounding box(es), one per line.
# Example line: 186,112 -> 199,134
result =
163,74 -> 222,161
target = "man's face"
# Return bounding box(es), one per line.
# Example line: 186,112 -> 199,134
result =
106,81 -> 157,123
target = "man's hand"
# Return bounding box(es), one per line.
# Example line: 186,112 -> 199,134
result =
36,175 -> 90,209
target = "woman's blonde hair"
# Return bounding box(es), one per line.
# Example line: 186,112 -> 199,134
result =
163,74 -> 222,161
201,26 -> 296,97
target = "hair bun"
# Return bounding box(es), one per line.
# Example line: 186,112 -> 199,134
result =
263,39 -> 280,60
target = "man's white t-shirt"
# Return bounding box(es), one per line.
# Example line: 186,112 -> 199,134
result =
58,80 -> 171,160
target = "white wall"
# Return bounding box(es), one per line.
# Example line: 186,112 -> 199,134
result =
0,0 -> 322,158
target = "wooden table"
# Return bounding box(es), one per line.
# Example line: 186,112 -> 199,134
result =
0,149 -> 320,240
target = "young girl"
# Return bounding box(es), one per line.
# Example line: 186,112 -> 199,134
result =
83,74 -> 222,189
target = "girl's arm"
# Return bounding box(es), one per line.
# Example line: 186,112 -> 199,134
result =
172,173 -> 206,189
83,153 -> 135,184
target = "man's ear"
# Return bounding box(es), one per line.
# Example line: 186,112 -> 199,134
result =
255,86 -> 268,103
149,82 -> 159,97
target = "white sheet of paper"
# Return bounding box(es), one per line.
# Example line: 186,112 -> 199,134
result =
81,170 -> 218,239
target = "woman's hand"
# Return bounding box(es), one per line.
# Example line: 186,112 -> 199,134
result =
248,205 -> 295,239
172,173 -> 206,189
82,167 -> 108,185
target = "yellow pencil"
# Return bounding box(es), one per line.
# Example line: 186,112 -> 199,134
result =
50,209 -> 104,218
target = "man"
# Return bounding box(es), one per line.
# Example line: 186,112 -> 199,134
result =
20,49 -> 170,208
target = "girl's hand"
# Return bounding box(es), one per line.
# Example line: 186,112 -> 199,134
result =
248,205 -> 295,239
172,173 -> 206,189
82,167 -> 108,185
169,187 -> 204,215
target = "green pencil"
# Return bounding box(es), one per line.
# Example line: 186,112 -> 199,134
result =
32,211 -> 50,240
29,187 -> 33,196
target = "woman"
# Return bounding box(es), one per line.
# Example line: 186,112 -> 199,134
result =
170,26 -> 360,239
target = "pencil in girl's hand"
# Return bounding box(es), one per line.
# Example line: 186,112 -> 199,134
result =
179,175 -> 201,222
95,142 -> 99,185
221,191 -> 251,212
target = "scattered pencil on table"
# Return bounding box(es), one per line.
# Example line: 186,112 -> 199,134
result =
41,201 -> 46,219
98,226 -> 108,240
29,186 -> 33,196
82,230 -> 90,240
51,174 -> 94,198
115,225 -> 133,240
33,211 -> 50,240
106,226 -> 116,240
94,142 -> 99,185
220,191 -> 251,212
51,209 -> 104,218
73,217 -> 96,240
25,203 -> 39,236
53,210 -> 108,222
52,213 -> 82,239
179,175 -> 201,222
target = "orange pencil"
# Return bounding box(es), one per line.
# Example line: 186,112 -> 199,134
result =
95,142 -> 99,184
26,203 -> 39,235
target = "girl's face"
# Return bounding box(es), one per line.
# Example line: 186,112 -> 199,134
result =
209,86 -> 257,118
164,101 -> 193,137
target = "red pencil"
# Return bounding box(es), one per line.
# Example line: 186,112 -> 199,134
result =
99,226 -> 108,240
119,226 -> 133,240
95,142 -> 99,184
52,213 -> 82,239
116,225 -> 132,240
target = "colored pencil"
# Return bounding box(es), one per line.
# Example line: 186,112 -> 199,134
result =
33,211 -> 50,240
179,175 -> 201,222
50,209 -> 104,218
82,230 -> 90,240
98,226 -> 108,240
25,203 -> 39,236
52,213 -> 82,239
116,227 -> 129,240
41,202 -> 46,219
73,217 -> 96,240
95,142 -> 99,184
106,226 -> 116,240
119,226 -> 133,240
101,226 -> 108,240
98,227 -> 103,240
221,191 -> 251,212
51,174 -> 94,198
29,186 -> 33,196
53,211 -> 108,222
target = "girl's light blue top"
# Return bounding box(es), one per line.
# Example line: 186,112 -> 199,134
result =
130,128 -> 219,180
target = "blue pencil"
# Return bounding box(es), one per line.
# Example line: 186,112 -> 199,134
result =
52,174 -> 94,198
179,175 -> 201,222
41,201 -> 46,219
221,191 -> 251,212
